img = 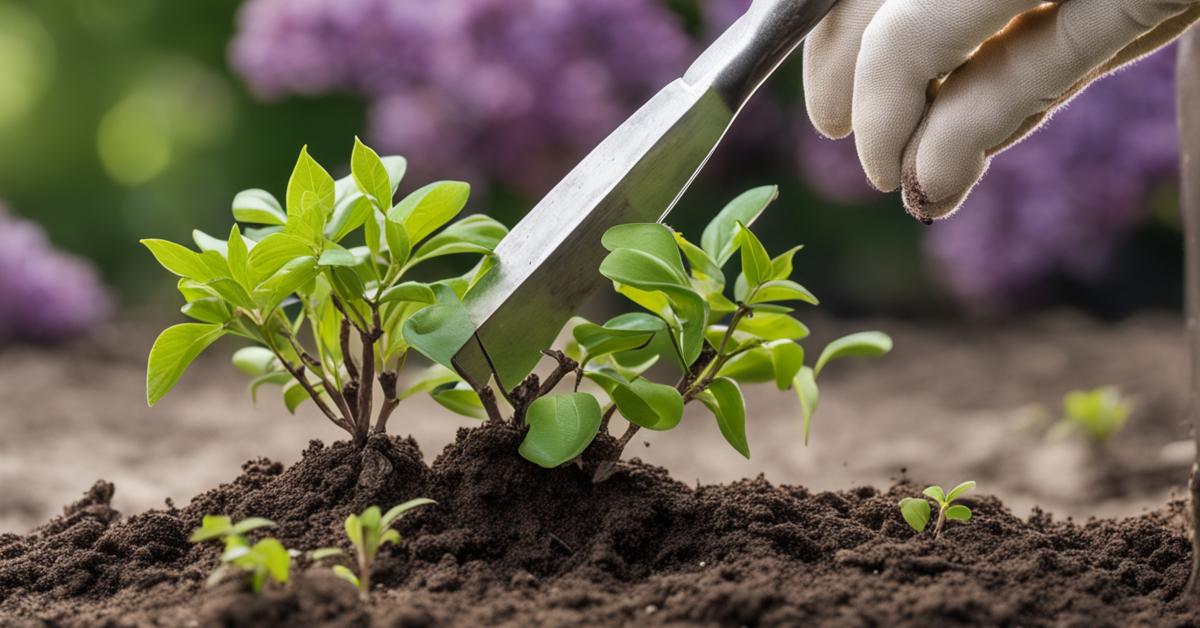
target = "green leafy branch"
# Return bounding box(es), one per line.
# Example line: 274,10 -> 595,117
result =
144,139 -> 504,445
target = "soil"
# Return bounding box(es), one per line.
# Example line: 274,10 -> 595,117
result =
1,310 -> 1192,537
2,423 -> 1198,627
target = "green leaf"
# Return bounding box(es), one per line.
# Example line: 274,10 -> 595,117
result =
385,218 -> 412,267
141,239 -> 218,281
674,231 -> 723,289
946,481 -> 976,502
407,214 -> 506,267
226,227 -> 251,289
255,256 -> 318,311
317,244 -> 359,268
344,514 -> 364,550
388,181 -> 471,244
748,280 -> 818,306
181,298 -> 230,324
147,323 -> 225,406
794,366 -> 819,444
899,497 -> 931,532
285,145 -> 335,219
767,341 -> 804,391
326,195 -> 373,243
701,186 -> 777,265
247,233 -> 315,285
249,371 -> 291,403
192,230 -> 229,256
329,265 -> 366,303
351,136 -> 392,210
233,188 -> 286,225
232,346 -> 277,376
814,331 -> 893,376
945,505 -> 972,522
190,515 -> 233,542
572,317 -> 661,367
431,381 -> 485,419
923,485 -> 947,503
600,248 -> 689,288
736,313 -> 809,341
769,245 -> 803,281
332,565 -> 360,588
381,498 -> 436,530
736,223 -> 772,288
518,393 -> 602,468
282,380 -> 310,414
207,277 -> 257,311
253,538 -> 291,584
716,347 -> 774,384
309,547 -> 344,561
402,284 -> 475,370
231,517 -> 277,535
586,369 -> 683,431
602,224 -> 688,280
700,377 -> 749,459
379,281 -> 435,306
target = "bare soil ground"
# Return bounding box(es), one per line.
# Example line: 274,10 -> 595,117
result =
0,310 -> 1188,535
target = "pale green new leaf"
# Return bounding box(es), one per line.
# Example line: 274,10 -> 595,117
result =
378,281 -> 435,306
946,481 -> 976,502
141,239 -> 218,281
945,505 -> 972,521
231,517 -> 277,535
701,185 -> 777,265
254,256 -> 318,312
192,230 -> 228,256
326,195 -> 372,243
430,381 -> 485,419
285,146 -> 335,218
351,136 -> 392,210
385,217 -> 411,267
923,485 -> 947,503
767,340 -> 804,391
332,565 -> 360,588
794,366 -> 819,444
189,515 -> 233,542
247,233 -> 315,285
736,313 -> 809,341
282,380 -> 310,414
518,393 -> 602,468
748,280 -> 818,306
227,225 -> 251,290
736,223 -> 771,287
814,331 -> 893,376
147,323 -> 225,405
769,245 -> 803,280
309,547 -> 344,561
899,497 -> 931,532
233,188 -> 287,225
407,214 -> 506,267
253,538 -> 291,584
232,346 -> 277,376
388,181 -> 471,244
317,243 -> 359,268
381,498 -> 436,530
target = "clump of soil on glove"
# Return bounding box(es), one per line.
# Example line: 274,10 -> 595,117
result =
1,422 -> 1197,626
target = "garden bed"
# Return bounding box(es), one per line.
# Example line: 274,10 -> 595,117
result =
1,422 -> 1196,626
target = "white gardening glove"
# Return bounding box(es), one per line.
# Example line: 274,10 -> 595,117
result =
803,0 -> 1200,222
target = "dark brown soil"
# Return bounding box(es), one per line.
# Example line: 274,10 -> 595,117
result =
1,423 -> 1197,627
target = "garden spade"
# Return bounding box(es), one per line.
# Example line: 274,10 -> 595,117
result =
452,0 -> 837,391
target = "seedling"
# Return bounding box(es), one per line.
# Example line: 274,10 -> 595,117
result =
189,515 -> 294,592
1049,387 -> 1131,443
899,481 -> 975,537
143,138 -> 503,444
410,186 -> 893,471
311,498 -> 434,597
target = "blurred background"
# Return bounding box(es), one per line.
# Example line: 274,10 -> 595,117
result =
0,0 -> 1192,531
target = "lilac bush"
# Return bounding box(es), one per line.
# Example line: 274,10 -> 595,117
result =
0,203 -> 110,344
230,0 -> 693,194
231,0 -> 1179,311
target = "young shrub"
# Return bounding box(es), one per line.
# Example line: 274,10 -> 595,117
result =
471,186 -> 893,472
143,138 -> 504,445
311,498 -> 434,597
899,481 -> 975,538
1049,387 -> 1132,443
189,515 -> 294,592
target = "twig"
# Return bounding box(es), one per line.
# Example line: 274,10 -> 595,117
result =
537,349 -> 579,397
478,386 -> 506,424
340,317 -> 359,381
598,404 -> 618,435
356,308 -> 382,438
372,371 -> 398,434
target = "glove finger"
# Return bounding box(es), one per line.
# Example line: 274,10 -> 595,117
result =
852,0 -> 1044,192
904,0 -> 1200,220
802,0 -> 885,139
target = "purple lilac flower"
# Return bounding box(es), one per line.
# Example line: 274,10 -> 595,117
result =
0,204 -> 110,344
925,46 -> 1178,311
230,0 -> 694,194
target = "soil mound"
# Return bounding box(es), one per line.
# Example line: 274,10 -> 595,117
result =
0,422 -> 1196,626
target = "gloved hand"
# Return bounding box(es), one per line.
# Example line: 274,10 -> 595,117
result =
803,0 -> 1200,222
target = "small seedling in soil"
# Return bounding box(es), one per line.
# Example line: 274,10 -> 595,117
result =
189,515 -> 294,592
143,138 -> 503,445
899,481 -> 975,537
415,186 -> 893,473
1049,387 -> 1132,443
311,498 -> 435,597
